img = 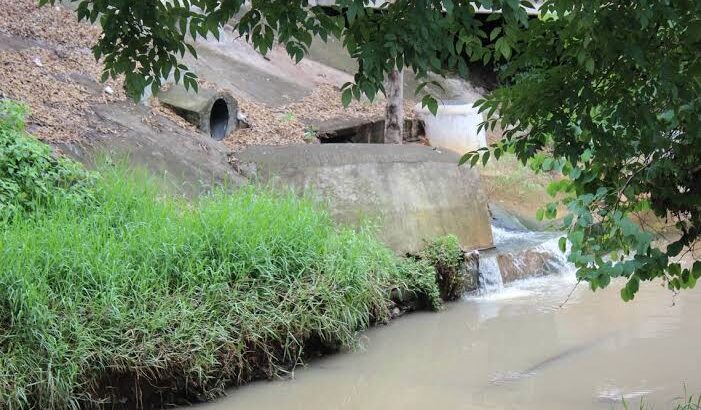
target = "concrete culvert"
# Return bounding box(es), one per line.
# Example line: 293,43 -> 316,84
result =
158,84 -> 238,141
209,98 -> 230,140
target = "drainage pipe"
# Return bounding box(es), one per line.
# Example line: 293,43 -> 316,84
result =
158,84 -> 239,140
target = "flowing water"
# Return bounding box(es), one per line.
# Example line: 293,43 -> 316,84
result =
196,228 -> 701,410
477,226 -> 570,294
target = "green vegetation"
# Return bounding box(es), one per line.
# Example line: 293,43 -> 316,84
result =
420,235 -> 468,301
0,106 -> 440,409
302,125 -> 319,142
41,0 -> 530,104
621,390 -> 701,410
0,100 -> 93,218
52,0 -> 701,299
467,1 -> 701,300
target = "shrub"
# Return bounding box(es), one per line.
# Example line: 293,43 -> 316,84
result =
420,235 -> 471,301
0,100 -> 93,218
0,162 -> 440,409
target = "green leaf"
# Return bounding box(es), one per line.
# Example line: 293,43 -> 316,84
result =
341,88 -> 353,107
430,56 -> 442,70
669,263 -> 682,277
495,38 -> 511,59
546,181 -> 560,197
422,95 -> 439,116
569,230 -> 584,247
666,241 -> 683,257
687,270 -> 698,289
186,43 -> 198,59
569,167 -> 582,180
558,237 -> 567,253
598,273 -> 611,288
481,151 -> 490,166
581,149 -> 593,162
621,287 -> 632,302
542,157 -> 553,171
693,261 -> 701,279
626,276 -> 640,295
470,153 -> 480,167
688,19 -> 701,42
657,109 -> 675,122
443,0 -> 454,14
494,147 -> 502,160
563,213 -> 574,227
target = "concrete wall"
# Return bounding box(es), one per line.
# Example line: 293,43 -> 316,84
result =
238,144 -> 493,254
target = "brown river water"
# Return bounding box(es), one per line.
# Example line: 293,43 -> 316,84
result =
196,270 -> 701,410
195,222 -> 700,410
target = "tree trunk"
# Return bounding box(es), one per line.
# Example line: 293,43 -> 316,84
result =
384,68 -> 404,144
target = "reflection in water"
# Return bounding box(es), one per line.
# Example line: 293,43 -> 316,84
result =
196,266 -> 701,410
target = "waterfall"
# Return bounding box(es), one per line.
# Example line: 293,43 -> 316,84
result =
476,225 -> 575,295
534,236 -> 575,276
478,256 -> 505,293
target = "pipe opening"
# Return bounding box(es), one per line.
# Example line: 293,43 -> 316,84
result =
210,99 -> 230,140
316,119 -> 424,144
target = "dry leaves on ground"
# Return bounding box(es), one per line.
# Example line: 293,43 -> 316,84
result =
0,0 -> 100,49
1,0 -> 416,151
0,48 -> 124,142
223,84 -> 417,151
0,0 -> 126,142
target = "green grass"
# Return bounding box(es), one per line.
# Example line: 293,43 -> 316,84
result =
620,387 -> 701,410
480,153 -> 555,199
0,165 -> 440,409
0,100 -> 94,218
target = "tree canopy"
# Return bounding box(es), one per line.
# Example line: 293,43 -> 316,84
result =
466,0 -> 701,300
40,0 -> 531,105
48,0 -> 701,300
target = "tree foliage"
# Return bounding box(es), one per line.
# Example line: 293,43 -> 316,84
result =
41,0 -> 531,106
49,0 -> 701,299
463,0 -> 701,300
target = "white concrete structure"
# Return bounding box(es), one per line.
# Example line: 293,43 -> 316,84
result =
415,101 -> 487,154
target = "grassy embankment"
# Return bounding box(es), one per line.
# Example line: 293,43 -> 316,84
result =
0,101 -> 441,409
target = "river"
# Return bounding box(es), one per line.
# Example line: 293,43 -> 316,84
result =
196,267 -> 701,410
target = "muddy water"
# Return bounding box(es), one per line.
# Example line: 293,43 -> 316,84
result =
198,274 -> 701,410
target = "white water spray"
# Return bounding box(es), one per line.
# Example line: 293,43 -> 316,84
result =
478,255 -> 505,293
476,225 -> 575,296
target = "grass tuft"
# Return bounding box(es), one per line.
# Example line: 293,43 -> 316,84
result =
420,235 -> 469,301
